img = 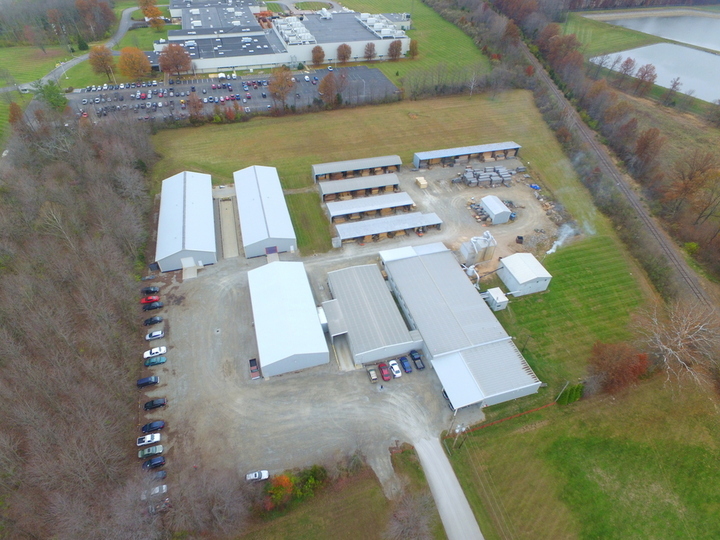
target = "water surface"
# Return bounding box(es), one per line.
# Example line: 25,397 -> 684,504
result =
605,15 -> 720,52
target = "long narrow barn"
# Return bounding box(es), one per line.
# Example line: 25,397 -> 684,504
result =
312,155 -> 402,182
335,212 -> 442,243
327,192 -> 415,223
318,173 -> 400,202
413,142 -> 521,169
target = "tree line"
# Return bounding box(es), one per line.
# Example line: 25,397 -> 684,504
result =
0,0 -> 116,50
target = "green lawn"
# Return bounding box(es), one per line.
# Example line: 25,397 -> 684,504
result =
266,2 -> 287,12
563,12 -> 663,57
337,0 -> 490,85
0,46 -> 73,85
450,377 -> 720,540
113,0 -> 138,18
286,192 -> 332,254
116,25 -> 181,51
294,2 -> 332,9
152,91 -> 598,252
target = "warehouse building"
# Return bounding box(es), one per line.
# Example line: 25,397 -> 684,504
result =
248,261 -> 329,377
318,173 -> 400,202
413,142 -> 521,169
155,171 -> 217,272
323,265 -> 421,366
481,195 -> 512,225
380,243 -> 541,409
326,192 -> 414,223
312,155 -> 402,182
335,212 -> 442,243
497,253 -> 552,296
234,165 -> 296,258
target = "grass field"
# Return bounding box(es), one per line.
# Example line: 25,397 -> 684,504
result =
563,13 -> 663,57
152,90 -> 606,252
116,24 -> 181,51
339,0 -> 490,85
0,93 -> 33,145
450,376 -> 720,540
266,2 -> 287,12
0,46 -> 73,85
286,192 -> 332,254
294,2 -> 332,9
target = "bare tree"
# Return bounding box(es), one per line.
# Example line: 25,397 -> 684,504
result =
337,43 -> 351,63
592,53 -> 610,79
364,42 -> 377,62
383,492 -> 434,540
635,302 -> 720,386
662,76 -> 682,106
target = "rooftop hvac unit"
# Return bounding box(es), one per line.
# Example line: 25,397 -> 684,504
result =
227,7 -> 235,12
373,22 -> 383,29
189,8 -> 200,14
381,28 -> 392,35
319,7 -> 332,19
360,12 -> 370,19
191,20 -> 202,26
232,20 -> 241,25
367,17 -> 376,24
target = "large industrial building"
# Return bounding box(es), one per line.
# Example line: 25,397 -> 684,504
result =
234,165 -> 296,258
497,253 -> 552,296
380,243 -> 541,409
156,0 -> 411,73
248,261 -> 329,377
155,171 -> 218,272
323,265 -> 421,366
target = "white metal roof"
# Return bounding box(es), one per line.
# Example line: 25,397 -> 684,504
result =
414,142 -> 521,161
433,353 -> 484,409
155,171 -> 216,262
326,192 -> 414,217
501,253 -> 552,284
378,242 -> 448,263
481,195 -> 510,217
327,265 -> 413,358
234,166 -> 296,249
460,340 -> 539,400
335,212 -> 442,240
383,249 -> 509,356
247,261 -> 328,368
318,173 -> 399,196
312,155 -> 402,177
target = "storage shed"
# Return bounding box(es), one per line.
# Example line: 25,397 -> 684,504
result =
318,173 -> 399,202
324,265 -> 420,366
326,192 -> 414,223
497,253 -> 552,296
335,212 -> 442,243
234,166 -> 296,259
155,171 -> 217,272
312,155 -> 402,182
481,195 -> 512,225
413,142 -> 521,169
248,261 -> 329,378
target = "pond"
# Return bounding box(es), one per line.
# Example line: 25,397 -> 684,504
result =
592,42 -> 720,103
604,15 -> 720,52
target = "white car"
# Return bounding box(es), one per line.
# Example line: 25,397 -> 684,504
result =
143,346 -> 167,359
145,330 -> 164,341
304,75 -> 310,82
137,433 -> 161,447
246,470 -> 269,482
140,484 -> 167,500
119,83 -> 125,89
388,359 -> 402,378
231,73 -> 237,80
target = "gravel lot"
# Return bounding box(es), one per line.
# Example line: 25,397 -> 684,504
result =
139,157 -> 559,496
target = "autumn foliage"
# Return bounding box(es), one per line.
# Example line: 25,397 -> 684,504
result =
158,43 -> 192,76
118,47 -> 151,79
589,342 -> 649,394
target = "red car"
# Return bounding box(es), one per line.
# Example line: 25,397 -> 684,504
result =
141,295 -> 160,304
378,363 -> 391,382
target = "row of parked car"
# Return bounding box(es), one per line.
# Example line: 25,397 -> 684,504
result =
137,285 -> 169,503
368,350 -> 425,383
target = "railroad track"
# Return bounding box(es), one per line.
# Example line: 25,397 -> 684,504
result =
523,47 -> 712,306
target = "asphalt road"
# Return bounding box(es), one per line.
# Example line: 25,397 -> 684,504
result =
415,437 -> 485,540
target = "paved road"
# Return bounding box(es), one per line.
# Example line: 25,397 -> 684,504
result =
521,43 -> 714,307
415,437 -> 484,540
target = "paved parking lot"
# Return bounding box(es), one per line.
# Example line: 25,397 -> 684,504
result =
68,66 -> 398,121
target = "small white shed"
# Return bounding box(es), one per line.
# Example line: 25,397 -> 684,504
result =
481,195 -> 512,225
497,253 -> 552,296
485,287 -> 508,311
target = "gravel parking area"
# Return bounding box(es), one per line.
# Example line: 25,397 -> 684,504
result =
139,156 -> 560,495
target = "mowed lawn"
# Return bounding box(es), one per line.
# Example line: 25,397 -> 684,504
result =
116,24 -> 181,51
341,0 -> 490,85
266,3 -> 288,13
0,46 -> 72,85
152,90 -> 608,253
450,377 -> 720,540
563,13 -> 663,57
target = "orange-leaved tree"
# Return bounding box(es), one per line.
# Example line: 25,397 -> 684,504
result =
118,47 -> 151,79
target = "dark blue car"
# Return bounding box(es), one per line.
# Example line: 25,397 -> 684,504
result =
399,356 -> 412,373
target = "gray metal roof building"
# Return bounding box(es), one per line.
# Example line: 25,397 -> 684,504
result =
155,171 -> 217,272
248,261 -> 329,377
234,166 -> 297,258
335,212 -> 442,241
326,192 -> 414,220
318,173 -> 399,199
324,265 -> 419,365
312,155 -> 402,181
380,243 -> 540,409
498,253 -> 552,296
481,195 -> 512,225
413,142 -> 521,168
